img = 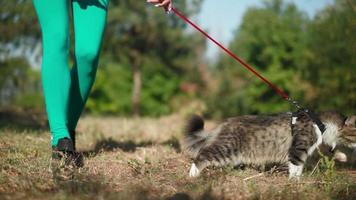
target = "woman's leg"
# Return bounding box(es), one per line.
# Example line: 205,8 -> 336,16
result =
67,0 -> 109,131
32,0 -> 71,147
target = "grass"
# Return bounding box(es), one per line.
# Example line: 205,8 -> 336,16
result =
0,113 -> 355,200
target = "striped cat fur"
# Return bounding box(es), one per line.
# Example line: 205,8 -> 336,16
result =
183,111 -> 356,179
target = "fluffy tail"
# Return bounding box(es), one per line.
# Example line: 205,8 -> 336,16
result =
183,115 -> 209,158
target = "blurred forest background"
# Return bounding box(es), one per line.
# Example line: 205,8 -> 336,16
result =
0,0 -> 355,119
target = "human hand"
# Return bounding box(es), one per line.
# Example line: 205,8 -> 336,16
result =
147,0 -> 173,13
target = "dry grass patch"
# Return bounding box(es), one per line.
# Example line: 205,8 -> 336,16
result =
0,114 -> 355,200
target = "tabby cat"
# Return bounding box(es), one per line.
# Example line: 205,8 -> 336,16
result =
183,111 -> 356,179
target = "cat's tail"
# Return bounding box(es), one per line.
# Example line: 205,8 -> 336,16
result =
183,115 -> 209,158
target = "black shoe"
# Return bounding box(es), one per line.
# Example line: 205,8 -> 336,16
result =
52,137 -> 75,159
51,138 -> 83,181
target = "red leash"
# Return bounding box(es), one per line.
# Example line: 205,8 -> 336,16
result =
171,7 -> 290,101
171,7 -> 327,133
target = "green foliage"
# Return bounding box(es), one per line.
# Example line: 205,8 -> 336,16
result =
0,0 -> 40,43
205,76 -> 248,118
208,0 -> 310,117
86,62 -> 132,115
0,1 -> 42,110
315,149 -> 336,178
1,0 -> 355,118
140,70 -> 180,116
85,0 -> 205,116
1,0 -> 206,117
0,58 -> 42,109
303,0 -> 356,115
207,0 -> 355,118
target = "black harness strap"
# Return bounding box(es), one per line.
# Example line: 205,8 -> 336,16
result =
287,97 -> 326,134
302,108 -> 326,133
291,108 -> 326,134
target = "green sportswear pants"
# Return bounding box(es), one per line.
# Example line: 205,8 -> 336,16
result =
32,0 -> 109,146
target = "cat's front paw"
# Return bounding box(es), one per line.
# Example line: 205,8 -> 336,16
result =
334,151 -> 347,162
189,163 -> 200,177
288,173 -> 301,181
288,162 -> 303,180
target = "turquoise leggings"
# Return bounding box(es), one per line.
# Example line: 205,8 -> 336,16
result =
33,0 -> 109,146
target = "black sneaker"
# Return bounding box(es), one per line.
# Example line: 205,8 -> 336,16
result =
52,137 -> 75,159
51,138 -> 83,180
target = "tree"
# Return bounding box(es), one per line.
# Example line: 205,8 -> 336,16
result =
0,0 -> 41,60
305,0 -> 356,114
0,1 -> 42,109
209,0 -> 310,117
87,0 -> 206,116
1,0 -> 207,116
0,58 -> 41,109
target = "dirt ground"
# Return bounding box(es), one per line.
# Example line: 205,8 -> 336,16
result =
0,114 -> 355,200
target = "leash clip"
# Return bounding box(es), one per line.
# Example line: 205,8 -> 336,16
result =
286,97 -> 302,110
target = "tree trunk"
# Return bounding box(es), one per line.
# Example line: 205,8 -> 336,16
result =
132,57 -> 141,117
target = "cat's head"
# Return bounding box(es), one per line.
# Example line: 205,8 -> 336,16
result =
339,115 -> 356,148
319,111 -> 356,149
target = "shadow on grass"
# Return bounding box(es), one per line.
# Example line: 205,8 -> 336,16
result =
81,137 -> 154,156
111,185 -> 221,200
81,136 -> 182,157
55,173 -> 222,200
161,136 -> 181,153
0,108 -> 48,132
167,187 -> 221,200
54,173 -> 107,195
167,193 -> 192,200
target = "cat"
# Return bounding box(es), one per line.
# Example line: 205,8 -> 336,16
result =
183,111 -> 356,179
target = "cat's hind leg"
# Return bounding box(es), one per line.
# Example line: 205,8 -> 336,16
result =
189,144 -> 233,177
188,154 -> 210,178
189,162 -> 204,177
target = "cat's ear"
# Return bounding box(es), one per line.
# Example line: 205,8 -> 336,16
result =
345,116 -> 356,127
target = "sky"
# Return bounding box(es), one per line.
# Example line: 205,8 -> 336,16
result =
193,0 -> 334,59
